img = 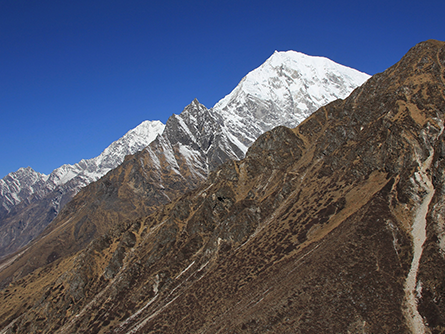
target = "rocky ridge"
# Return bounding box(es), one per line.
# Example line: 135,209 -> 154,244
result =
0,40 -> 444,333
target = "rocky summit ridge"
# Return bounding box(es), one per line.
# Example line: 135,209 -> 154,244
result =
0,50 -> 368,260
0,40 -> 444,333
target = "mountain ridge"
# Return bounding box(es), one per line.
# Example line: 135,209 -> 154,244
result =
0,50 -> 369,259
0,120 -> 165,258
1,119 -> 165,210
0,39 -> 443,333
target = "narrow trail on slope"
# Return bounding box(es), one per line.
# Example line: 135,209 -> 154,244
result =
404,153 -> 435,334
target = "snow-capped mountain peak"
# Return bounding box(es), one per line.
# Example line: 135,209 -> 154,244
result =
212,50 -> 371,155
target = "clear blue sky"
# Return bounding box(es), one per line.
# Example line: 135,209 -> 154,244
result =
1,0 -> 444,178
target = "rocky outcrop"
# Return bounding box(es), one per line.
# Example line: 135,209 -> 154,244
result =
0,40 -> 444,333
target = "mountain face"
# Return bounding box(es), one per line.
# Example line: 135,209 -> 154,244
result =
0,51 -> 369,282
0,51 -> 368,261
0,120 -> 165,258
0,40 -> 444,333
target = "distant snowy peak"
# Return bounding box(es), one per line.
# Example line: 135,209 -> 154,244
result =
83,120 -> 165,174
212,50 -> 371,154
49,120 -> 166,185
159,51 -> 371,177
214,50 -> 370,116
1,120 -> 165,212
260,51 -> 368,102
0,167 -> 48,209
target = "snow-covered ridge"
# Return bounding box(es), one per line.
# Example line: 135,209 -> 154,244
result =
1,120 -> 165,211
50,120 -> 165,185
1,51 -> 370,214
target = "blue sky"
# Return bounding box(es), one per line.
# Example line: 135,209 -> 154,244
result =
1,0 -> 444,178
